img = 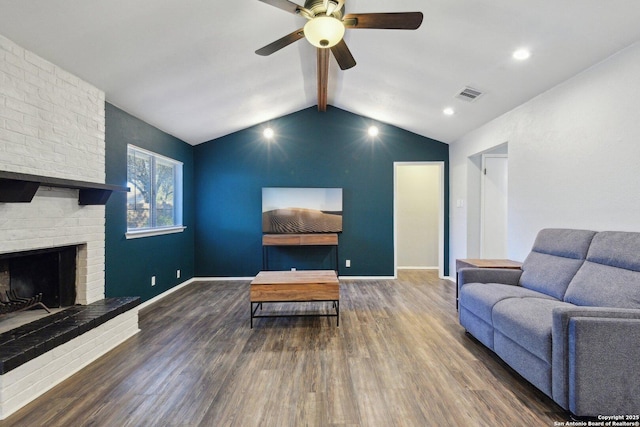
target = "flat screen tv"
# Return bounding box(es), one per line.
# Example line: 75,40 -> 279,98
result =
262,187 -> 343,234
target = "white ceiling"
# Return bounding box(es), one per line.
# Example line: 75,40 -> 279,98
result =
2,0 -> 640,145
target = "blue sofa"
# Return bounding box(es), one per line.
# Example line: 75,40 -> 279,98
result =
458,228 -> 640,416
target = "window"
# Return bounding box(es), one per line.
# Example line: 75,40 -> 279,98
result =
126,145 -> 183,238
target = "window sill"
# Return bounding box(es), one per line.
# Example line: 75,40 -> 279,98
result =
125,226 -> 186,240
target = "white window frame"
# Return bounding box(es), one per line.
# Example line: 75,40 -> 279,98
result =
125,145 -> 185,239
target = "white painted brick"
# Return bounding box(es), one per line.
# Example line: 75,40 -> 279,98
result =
0,35 -> 23,55
2,51 -> 26,71
5,71 -> 38,96
5,96 -> 38,117
87,257 -> 104,274
2,353 -> 54,391
55,68 -> 80,86
7,138 -> 43,157
0,57 -> 24,81
86,270 -> 105,284
5,118 -> 39,138
23,72 -> 51,92
0,151 -> 25,167
37,128 -> 63,144
45,352 -> 78,376
24,50 -> 55,74
37,68 -> 57,85
23,115 -> 52,135
24,91 -> 55,113
0,102 -> 24,123
0,127 -> 26,145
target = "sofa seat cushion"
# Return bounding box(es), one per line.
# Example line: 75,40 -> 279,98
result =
493,298 -> 576,363
459,283 -> 556,324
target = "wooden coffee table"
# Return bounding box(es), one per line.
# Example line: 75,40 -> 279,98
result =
250,270 -> 340,328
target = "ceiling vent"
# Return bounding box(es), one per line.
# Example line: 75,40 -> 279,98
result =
455,87 -> 483,102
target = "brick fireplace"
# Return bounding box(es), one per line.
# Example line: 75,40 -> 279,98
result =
0,35 -> 140,419
0,30 -> 107,304
0,184 -> 105,306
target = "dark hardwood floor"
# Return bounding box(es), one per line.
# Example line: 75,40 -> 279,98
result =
2,270 -> 570,426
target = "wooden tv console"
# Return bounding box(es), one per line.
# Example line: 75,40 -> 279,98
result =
262,233 -> 339,271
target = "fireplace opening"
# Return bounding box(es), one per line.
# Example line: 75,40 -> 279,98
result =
0,245 -> 77,310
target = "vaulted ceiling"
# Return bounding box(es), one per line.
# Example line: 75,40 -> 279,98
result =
2,0 -> 640,145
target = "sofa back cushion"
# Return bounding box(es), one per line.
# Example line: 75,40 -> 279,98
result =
564,231 -> 640,309
519,228 -> 596,300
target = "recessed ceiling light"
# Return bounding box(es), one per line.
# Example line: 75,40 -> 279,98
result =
443,107 -> 455,116
513,49 -> 531,60
368,126 -> 379,137
263,127 -> 274,139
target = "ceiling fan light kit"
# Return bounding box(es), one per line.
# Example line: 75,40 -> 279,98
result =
304,16 -> 345,48
257,0 -> 423,110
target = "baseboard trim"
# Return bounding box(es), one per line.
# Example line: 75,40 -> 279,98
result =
137,278 -> 197,311
139,273 -> 448,311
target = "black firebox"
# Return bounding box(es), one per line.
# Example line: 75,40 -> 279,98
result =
0,246 -> 77,308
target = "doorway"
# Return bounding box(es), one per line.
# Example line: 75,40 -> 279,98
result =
466,144 -> 508,259
480,154 -> 508,258
394,162 -> 445,278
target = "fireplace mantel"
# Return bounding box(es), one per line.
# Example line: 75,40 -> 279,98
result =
0,170 -> 129,205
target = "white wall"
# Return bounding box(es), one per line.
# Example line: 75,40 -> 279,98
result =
450,41 -> 640,273
396,164 -> 440,268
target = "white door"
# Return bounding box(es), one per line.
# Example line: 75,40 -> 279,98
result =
481,155 -> 508,258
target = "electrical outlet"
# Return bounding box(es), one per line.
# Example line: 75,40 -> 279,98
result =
291,267 -> 296,271
346,260 -> 351,268
176,269 -> 181,279
151,276 -> 156,286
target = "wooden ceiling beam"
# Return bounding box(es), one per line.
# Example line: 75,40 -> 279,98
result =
317,48 -> 329,112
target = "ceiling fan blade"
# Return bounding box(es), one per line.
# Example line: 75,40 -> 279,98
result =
255,28 -> 305,56
317,48 -> 330,112
343,12 -> 424,30
330,39 -> 356,70
258,0 -> 304,15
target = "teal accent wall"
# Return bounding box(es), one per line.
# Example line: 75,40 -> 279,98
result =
105,103 -> 195,301
194,106 -> 449,277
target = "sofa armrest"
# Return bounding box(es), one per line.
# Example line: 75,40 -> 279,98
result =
457,267 -> 522,287
552,307 -> 640,416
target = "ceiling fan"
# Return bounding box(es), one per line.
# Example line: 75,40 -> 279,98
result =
255,0 -> 423,111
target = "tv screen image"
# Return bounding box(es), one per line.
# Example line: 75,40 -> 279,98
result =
262,187 -> 343,234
